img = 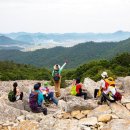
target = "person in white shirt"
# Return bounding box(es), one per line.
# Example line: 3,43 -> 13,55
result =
99,76 -> 116,104
94,71 -> 108,99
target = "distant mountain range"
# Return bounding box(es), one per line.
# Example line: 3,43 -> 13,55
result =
0,37 -> 130,68
0,31 -> 130,51
0,35 -> 28,50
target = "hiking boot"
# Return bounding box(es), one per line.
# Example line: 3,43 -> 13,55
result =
43,108 -> 47,115
97,101 -> 102,105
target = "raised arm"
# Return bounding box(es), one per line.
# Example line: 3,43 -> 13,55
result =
59,62 -> 67,74
52,70 -> 54,77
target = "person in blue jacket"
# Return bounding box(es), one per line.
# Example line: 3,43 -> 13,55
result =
29,84 -> 47,115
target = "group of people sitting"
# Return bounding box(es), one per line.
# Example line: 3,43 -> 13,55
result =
29,82 -> 59,115
9,81 -> 58,115
8,61 -> 122,116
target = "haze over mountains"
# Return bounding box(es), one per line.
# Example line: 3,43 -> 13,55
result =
0,31 -> 130,51
0,37 -> 130,68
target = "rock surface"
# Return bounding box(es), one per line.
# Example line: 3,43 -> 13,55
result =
83,78 -> 98,98
0,78 -> 130,130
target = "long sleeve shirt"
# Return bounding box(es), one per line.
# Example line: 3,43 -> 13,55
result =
35,90 -> 44,106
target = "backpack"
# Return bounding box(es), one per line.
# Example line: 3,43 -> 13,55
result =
8,90 -> 16,102
29,91 -> 39,111
103,79 -> 110,91
97,88 -> 102,97
53,70 -> 60,82
114,91 -> 122,101
70,85 -> 77,96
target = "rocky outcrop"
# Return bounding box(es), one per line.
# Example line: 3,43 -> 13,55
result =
123,76 -> 130,95
83,78 -> 98,98
0,78 -> 130,130
58,96 -> 98,112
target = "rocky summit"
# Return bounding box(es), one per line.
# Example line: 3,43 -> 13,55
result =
0,77 -> 130,130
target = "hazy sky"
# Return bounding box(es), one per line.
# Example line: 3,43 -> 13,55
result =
0,0 -> 130,33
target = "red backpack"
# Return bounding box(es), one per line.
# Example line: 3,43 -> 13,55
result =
114,92 -> 122,101
103,79 -> 110,91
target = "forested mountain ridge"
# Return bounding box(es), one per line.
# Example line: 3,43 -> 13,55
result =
0,53 -> 129,84
0,38 -> 130,68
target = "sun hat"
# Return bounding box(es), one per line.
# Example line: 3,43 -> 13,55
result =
101,71 -> 108,78
53,64 -> 60,70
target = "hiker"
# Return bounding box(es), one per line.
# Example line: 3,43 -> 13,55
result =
13,82 -> 23,101
98,77 -> 122,104
38,82 -> 58,105
52,62 -> 67,97
93,72 -> 109,99
94,84 -> 100,99
75,78 -> 87,100
29,83 -> 47,115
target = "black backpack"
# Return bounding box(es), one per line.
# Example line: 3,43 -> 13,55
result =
8,90 -> 16,102
53,70 -> 60,82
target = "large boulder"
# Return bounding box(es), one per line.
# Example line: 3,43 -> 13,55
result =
123,76 -> 130,95
58,96 -> 98,112
83,78 -> 99,98
115,77 -> 124,89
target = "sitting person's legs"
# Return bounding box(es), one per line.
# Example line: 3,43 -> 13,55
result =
76,92 -> 87,100
48,92 -> 58,105
20,92 -> 23,100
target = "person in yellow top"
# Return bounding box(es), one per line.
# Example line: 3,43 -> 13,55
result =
52,62 -> 67,97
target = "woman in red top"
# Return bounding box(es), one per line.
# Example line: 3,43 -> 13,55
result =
76,78 -> 87,100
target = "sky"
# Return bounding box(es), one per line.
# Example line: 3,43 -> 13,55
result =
0,0 -> 130,33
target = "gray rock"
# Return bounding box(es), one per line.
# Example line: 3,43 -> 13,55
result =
101,119 -> 130,130
0,99 -> 21,122
123,76 -> 130,95
110,103 -> 130,119
87,105 -> 111,118
17,115 -> 25,121
5,100 -> 24,110
58,96 -> 98,112
78,117 -> 98,126
83,78 -> 98,98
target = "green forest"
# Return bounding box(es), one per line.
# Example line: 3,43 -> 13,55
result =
0,38 -> 130,68
0,53 -> 130,87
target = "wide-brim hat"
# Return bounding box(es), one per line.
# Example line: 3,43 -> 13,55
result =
53,64 -> 60,70
101,71 -> 108,78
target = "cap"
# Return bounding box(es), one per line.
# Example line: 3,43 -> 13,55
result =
53,64 -> 60,70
